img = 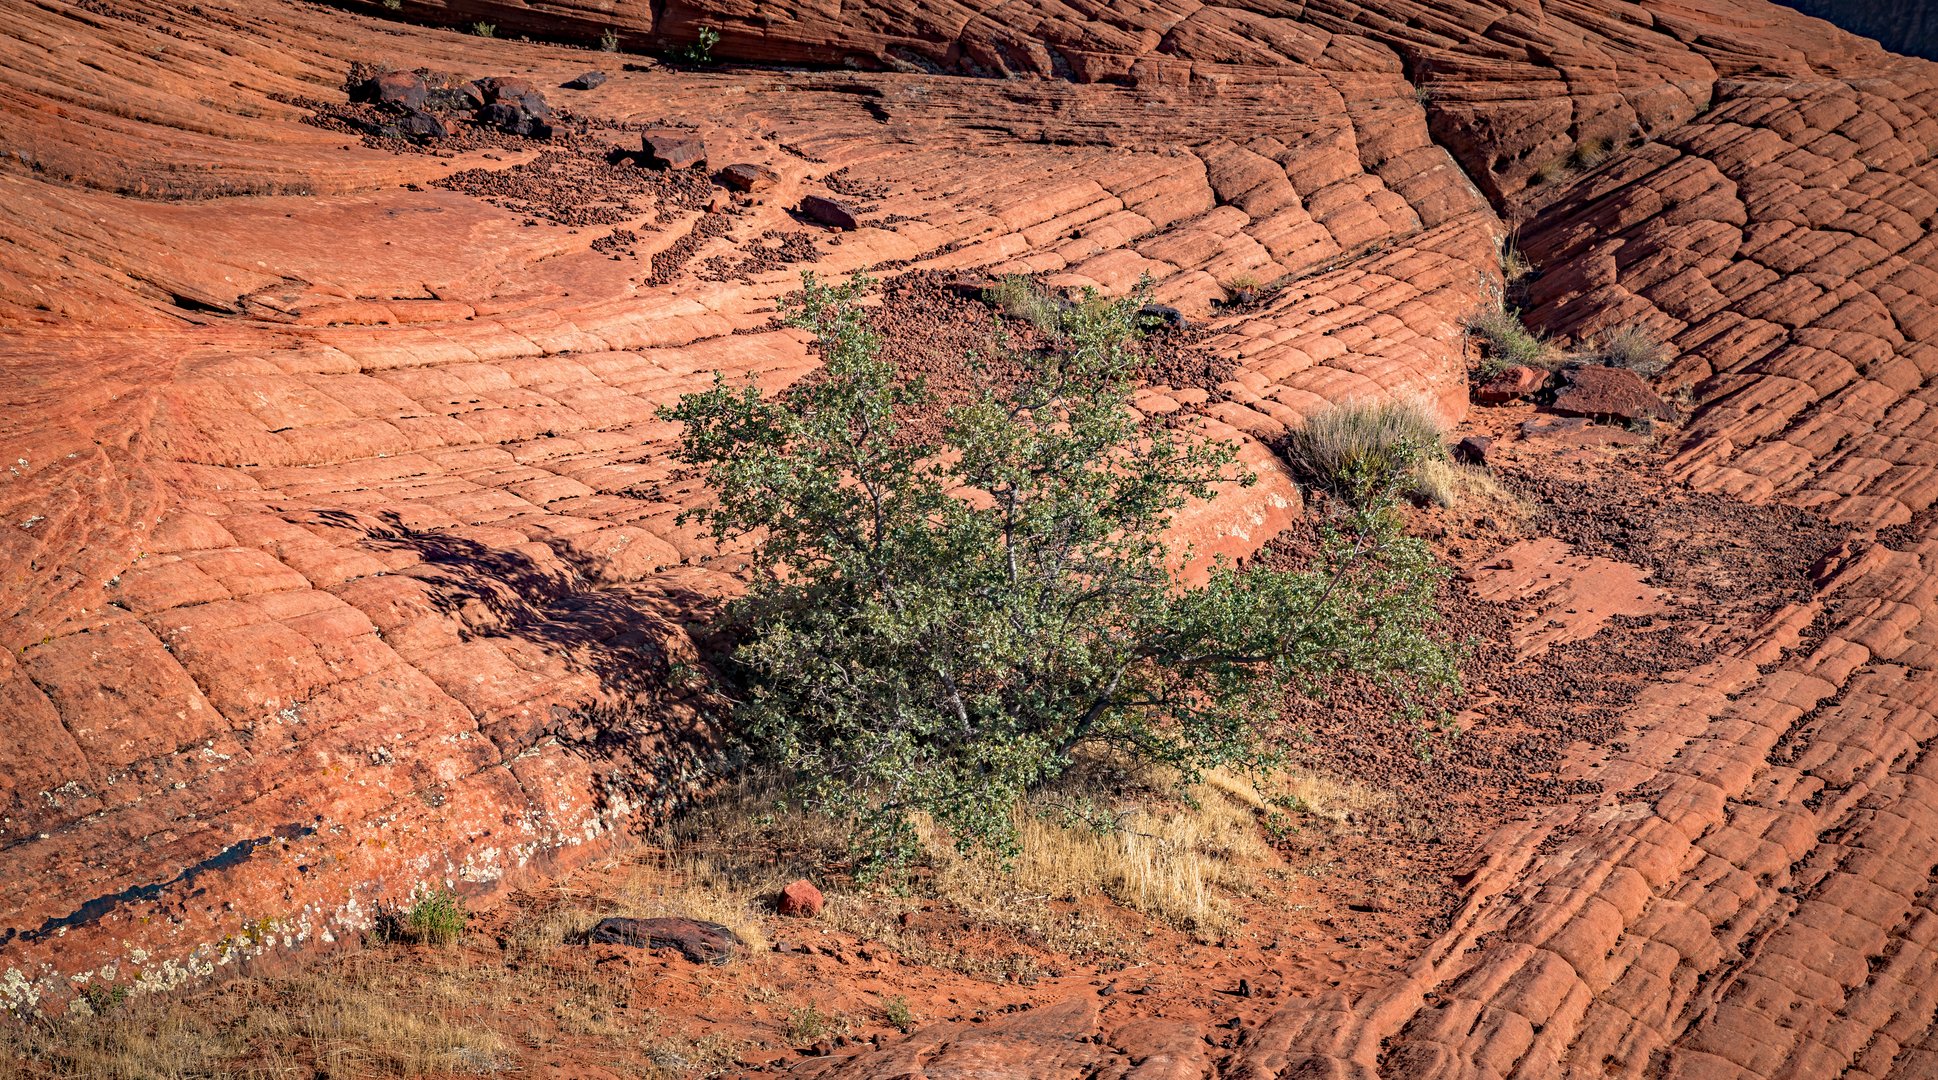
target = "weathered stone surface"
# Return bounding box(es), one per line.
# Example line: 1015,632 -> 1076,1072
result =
9,1 -> 1938,1075
641,129 -> 705,170
1549,364 -> 1676,423
718,162 -> 777,192
777,879 -> 823,918
564,70 -> 606,90
585,917 -> 741,964
1476,364 -> 1549,404
799,194 -> 861,231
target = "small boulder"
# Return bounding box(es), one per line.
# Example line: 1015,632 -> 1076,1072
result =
564,70 -> 607,90
478,102 -> 551,139
718,162 -> 777,192
799,194 -> 861,230
777,879 -> 824,918
1476,365 -> 1548,404
1452,435 -> 1491,465
641,130 -> 707,170
585,916 -> 741,965
473,76 -> 554,137
1549,364 -> 1675,423
354,70 -> 429,111
389,108 -> 448,143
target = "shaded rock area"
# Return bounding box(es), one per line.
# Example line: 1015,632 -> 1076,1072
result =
4,0 -> 1938,1077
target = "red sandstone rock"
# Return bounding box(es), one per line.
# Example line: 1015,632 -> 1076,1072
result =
5,1 -> 1937,1074
717,162 -> 776,192
777,879 -> 823,917
1476,364 -> 1549,404
1548,364 -> 1675,423
641,130 -> 705,170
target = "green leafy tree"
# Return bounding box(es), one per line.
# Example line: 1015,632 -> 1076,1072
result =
664,272 -> 1457,869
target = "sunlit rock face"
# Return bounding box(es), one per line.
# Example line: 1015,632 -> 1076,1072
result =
8,1 -> 1938,1076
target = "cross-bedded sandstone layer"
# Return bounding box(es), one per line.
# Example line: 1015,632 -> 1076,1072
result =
4,0 -> 1938,1076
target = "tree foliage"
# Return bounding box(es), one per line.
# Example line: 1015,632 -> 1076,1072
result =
664,272 -> 1459,869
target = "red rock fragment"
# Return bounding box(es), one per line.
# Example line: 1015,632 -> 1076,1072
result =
641,130 -> 706,170
799,194 -> 861,230
1476,364 -> 1548,403
1548,364 -> 1675,423
718,162 -> 777,192
778,879 -> 824,917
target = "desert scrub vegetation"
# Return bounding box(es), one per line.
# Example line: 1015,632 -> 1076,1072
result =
384,887 -> 466,947
1581,323 -> 1668,375
1283,398 -> 1447,510
1465,306 -> 1548,374
664,271 -> 1459,872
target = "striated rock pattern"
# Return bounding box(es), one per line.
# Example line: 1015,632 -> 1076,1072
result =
7,0 -> 1938,1077
0,0 -> 1488,1012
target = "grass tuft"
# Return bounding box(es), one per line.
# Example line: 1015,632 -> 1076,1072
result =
1582,323 -> 1668,375
1283,398 -> 1447,509
1465,307 -> 1549,375
395,889 -> 465,948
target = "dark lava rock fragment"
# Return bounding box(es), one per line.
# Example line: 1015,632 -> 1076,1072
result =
585,916 -> 742,965
564,70 -> 607,90
800,194 -> 861,230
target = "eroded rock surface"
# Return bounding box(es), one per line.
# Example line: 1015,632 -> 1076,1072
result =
5,0 -> 1938,1077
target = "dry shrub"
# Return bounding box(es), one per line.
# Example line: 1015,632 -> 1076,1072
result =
1411,458 -> 1512,510
1583,323 -> 1667,375
921,769 -> 1272,939
1284,397 -> 1447,508
1465,307 -> 1549,373
983,274 -> 1066,336
0,955 -> 508,1080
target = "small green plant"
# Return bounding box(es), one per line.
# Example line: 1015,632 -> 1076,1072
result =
880,994 -> 915,1033
1284,399 -> 1446,510
1465,307 -> 1548,374
664,272 -> 1458,872
380,0 -> 401,10
471,21 -> 495,37
1583,323 -> 1667,375
1413,81 -> 1434,106
397,888 -> 466,947
1501,241 -> 1532,286
681,24 -> 720,63
984,273 -> 1069,336
786,1003 -> 840,1044
78,981 -> 130,1016
599,27 -> 620,51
